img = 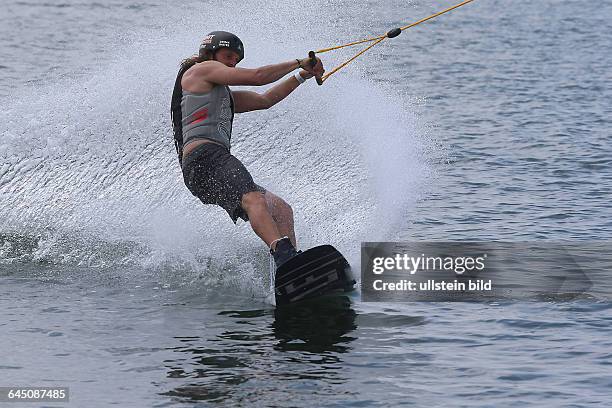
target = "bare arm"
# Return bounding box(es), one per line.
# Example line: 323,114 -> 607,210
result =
192,59 -> 301,87
233,71 -> 312,113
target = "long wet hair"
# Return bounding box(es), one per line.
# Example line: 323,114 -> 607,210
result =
180,50 -> 213,71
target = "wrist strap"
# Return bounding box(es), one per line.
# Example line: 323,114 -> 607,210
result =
294,72 -> 306,84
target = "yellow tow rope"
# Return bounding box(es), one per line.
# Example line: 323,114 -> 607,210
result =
308,0 -> 475,85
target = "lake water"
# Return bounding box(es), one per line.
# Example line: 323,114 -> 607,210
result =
1,0 -> 611,406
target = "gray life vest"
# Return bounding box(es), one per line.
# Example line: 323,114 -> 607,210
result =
181,84 -> 235,151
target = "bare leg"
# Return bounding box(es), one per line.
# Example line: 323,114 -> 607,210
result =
241,191 -> 296,250
264,191 -> 296,248
241,191 -> 281,248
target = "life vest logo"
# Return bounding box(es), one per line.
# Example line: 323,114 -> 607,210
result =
191,107 -> 208,124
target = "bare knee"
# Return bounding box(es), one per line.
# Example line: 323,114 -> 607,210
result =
241,191 -> 268,214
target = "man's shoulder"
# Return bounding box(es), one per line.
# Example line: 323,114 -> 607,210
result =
184,61 -> 227,85
189,60 -> 224,74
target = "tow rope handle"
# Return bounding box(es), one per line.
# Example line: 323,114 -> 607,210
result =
308,51 -> 324,86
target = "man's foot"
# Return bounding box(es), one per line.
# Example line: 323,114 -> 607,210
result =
270,237 -> 298,268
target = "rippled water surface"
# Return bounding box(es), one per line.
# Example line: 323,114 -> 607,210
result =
1,0 -> 611,406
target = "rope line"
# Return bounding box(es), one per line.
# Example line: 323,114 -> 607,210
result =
311,0 -> 475,84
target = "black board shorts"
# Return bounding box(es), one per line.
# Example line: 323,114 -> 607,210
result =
182,142 -> 266,223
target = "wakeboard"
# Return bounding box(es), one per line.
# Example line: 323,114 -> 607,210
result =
273,245 -> 355,306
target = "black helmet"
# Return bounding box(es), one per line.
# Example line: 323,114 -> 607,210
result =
199,31 -> 244,62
